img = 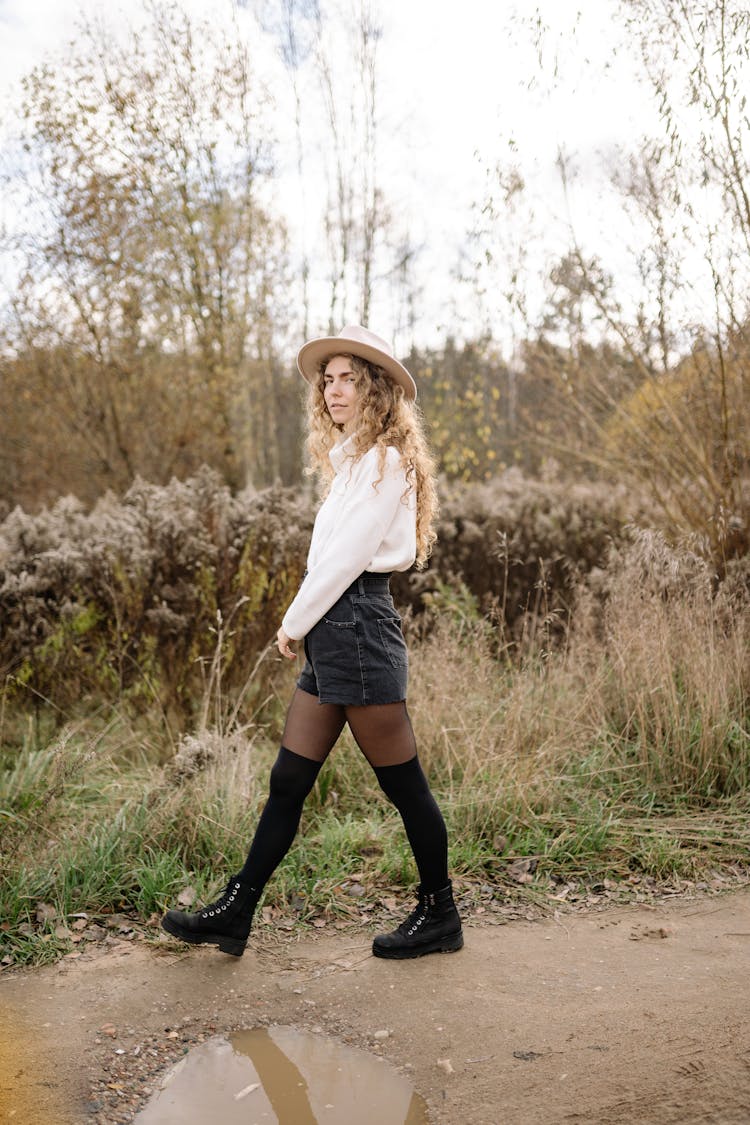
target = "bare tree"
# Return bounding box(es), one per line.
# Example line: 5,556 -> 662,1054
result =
256,0 -> 396,333
355,0 -> 382,325
1,1 -> 300,506
478,0 -> 750,562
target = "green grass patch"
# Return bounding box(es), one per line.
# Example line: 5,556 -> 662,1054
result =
2,556 -> 750,968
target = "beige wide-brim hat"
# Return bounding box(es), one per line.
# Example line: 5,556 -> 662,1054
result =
296,324 -> 417,401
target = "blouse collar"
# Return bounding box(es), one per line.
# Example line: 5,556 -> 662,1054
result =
329,432 -> 358,473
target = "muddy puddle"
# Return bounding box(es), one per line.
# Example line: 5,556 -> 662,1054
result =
134,1024 -> 428,1124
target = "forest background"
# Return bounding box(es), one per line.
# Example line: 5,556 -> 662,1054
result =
0,0 -> 748,968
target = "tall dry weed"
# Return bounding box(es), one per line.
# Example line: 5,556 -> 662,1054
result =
407,528 -> 750,852
407,612 -> 585,849
582,530 -> 750,797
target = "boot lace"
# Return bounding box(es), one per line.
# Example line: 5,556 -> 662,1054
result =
396,891 -> 432,938
200,880 -> 242,920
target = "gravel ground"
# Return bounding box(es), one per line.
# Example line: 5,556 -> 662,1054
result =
4,878 -> 750,1124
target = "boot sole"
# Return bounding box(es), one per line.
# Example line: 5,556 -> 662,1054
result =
160,915 -> 246,957
371,930 -> 464,960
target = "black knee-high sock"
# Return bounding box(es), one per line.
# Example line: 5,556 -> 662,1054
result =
373,756 -> 449,893
238,747 -> 322,889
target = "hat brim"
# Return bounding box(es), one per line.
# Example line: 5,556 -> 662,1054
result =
296,336 -> 417,401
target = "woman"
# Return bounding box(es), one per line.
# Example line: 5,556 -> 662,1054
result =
162,325 -> 462,959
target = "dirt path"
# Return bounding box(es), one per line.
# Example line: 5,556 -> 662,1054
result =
3,888 -> 750,1124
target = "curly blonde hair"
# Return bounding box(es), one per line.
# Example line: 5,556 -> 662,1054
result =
306,354 -> 438,567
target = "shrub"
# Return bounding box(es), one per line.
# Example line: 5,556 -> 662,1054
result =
0,468 -> 311,725
0,464 -> 696,734
396,468 -> 653,647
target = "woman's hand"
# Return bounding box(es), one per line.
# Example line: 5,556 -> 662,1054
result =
277,626 -> 297,660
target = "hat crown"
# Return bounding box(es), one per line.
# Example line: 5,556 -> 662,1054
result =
336,324 -> 394,358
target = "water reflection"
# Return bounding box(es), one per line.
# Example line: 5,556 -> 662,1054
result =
135,1025 -> 428,1125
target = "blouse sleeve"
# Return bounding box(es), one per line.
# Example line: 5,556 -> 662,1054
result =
281,447 -> 408,640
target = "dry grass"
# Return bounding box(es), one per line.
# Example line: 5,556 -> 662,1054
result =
2,532 -> 749,967
402,530 -> 750,886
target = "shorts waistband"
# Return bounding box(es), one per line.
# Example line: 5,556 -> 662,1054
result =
344,571 -> 392,595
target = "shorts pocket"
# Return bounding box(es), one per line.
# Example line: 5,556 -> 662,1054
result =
322,615 -> 356,630
376,616 -> 408,669
321,595 -> 356,627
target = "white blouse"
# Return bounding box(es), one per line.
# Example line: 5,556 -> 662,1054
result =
281,434 -> 417,640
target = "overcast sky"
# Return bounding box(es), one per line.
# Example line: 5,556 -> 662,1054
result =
0,0 -> 658,351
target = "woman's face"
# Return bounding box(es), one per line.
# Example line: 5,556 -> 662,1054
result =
323,355 -> 360,431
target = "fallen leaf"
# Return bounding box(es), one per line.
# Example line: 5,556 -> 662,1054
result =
507,858 -> 538,883
105,914 -> 131,930
71,918 -> 88,932
176,887 -> 196,908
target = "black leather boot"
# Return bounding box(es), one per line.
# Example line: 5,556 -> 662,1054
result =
161,874 -> 261,957
372,882 -> 463,959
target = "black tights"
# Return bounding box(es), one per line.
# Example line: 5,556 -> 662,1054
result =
238,688 -> 449,893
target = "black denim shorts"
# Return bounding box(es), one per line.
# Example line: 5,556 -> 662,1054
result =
296,572 -> 408,706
